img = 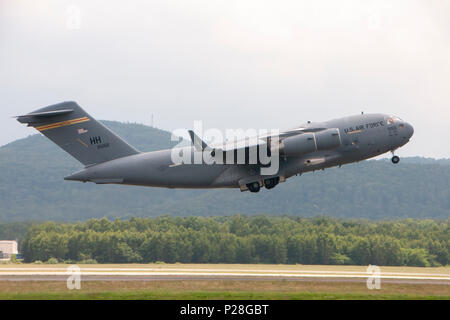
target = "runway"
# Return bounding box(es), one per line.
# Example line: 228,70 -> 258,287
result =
0,265 -> 449,285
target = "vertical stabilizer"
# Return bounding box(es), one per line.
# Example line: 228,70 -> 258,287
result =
17,101 -> 140,166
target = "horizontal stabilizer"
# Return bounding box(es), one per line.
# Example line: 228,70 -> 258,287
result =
17,109 -> 74,121
17,109 -> 75,126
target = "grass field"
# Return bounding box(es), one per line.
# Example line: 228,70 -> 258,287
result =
0,280 -> 449,300
0,264 -> 448,300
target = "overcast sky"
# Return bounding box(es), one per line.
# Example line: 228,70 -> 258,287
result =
1,0 -> 449,158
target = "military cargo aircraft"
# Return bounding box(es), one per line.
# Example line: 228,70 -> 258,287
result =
17,101 -> 413,192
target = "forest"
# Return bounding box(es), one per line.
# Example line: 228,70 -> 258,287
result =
18,216 -> 449,267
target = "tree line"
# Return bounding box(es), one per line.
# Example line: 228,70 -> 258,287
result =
19,216 -> 449,267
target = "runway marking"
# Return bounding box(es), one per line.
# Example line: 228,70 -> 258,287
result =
0,271 -> 448,281
0,268 -> 449,278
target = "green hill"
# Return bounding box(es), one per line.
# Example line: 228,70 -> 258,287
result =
0,121 -> 449,222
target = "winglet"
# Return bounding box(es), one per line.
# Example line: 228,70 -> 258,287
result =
188,130 -> 208,151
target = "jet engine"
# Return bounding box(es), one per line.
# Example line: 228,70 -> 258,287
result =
278,128 -> 341,157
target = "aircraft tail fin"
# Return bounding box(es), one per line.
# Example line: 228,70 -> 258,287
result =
17,101 -> 140,166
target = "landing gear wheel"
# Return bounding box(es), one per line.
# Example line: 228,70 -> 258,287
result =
264,177 -> 280,190
247,182 -> 261,193
391,155 -> 400,164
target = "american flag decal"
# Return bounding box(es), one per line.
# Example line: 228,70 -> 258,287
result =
78,128 -> 88,134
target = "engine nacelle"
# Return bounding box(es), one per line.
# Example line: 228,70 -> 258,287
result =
279,128 -> 341,157
315,128 -> 341,150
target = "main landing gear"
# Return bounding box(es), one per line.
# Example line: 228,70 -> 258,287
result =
247,181 -> 261,193
264,177 -> 280,190
246,177 -> 280,193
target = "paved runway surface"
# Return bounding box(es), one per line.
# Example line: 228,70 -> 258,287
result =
0,266 -> 449,285
0,275 -> 449,285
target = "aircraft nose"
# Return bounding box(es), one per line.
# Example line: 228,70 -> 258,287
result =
406,122 -> 414,138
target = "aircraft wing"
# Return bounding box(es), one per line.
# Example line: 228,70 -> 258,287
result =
187,126 -> 328,157
261,127 -> 328,140
188,131 -> 268,153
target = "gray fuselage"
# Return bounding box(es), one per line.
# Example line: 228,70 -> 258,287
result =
65,113 -> 414,191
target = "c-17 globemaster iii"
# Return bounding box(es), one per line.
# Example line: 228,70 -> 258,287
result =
17,101 -> 414,193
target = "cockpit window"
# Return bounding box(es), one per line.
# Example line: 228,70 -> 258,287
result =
386,116 -> 402,125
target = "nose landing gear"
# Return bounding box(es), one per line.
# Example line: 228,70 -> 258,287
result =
391,155 -> 400,164
390,149 -> 400,164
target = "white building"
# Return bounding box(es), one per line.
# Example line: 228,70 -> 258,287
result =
0,240 -> 18,260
